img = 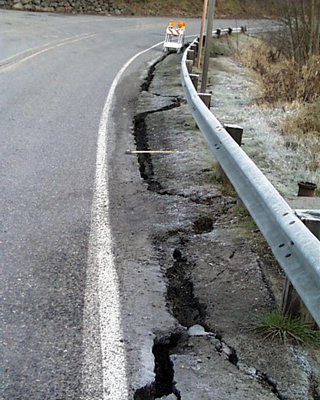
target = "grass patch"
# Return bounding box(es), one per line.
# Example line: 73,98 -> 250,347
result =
207,162 -> 218,184
206,161 -> 238,197
256,309 -> 320,345
231,205 -> 257,235
183,115 -> 198,131
220,0 -> 243,14
210,38 -> 233,58
221,181 -> 237,197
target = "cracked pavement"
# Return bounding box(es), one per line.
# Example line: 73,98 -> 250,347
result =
109,49 -> 320,399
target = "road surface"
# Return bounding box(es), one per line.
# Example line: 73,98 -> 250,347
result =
0,10 -> 263,399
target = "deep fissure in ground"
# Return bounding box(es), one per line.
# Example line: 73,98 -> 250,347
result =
168,247 -> 207,329
134,332 -> 182,400
133,54 -> 285,400
133,99 -> 181,192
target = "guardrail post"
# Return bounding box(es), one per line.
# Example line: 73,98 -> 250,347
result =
216,124 -> 243,180
198,93 -> 211,109
301,212 -> 320,238
187,49 -> 196,65
281,194 -> 320,326
195,93 -> 211,129
216,29 -> 221,38
190,43 -> 198,57
186,60 -> 193,73
189,74 -> 199,90
228,27 -> 233,35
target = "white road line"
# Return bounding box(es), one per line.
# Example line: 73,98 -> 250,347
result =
85,40 -> 163,400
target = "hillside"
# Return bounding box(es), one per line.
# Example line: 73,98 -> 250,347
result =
0,0 -> 277,17
111,0 -> 277,17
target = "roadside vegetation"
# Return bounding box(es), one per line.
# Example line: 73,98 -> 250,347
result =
256,309 -> 320,345
227,0 -> 320,192
111,0 -> 278,17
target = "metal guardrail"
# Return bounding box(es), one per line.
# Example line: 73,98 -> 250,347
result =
213,27 -> 243,36
181,40 -> 320,326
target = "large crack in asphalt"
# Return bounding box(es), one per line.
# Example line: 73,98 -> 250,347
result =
165,237 -> 284,399
134,331 -> 182,400
133,54 -> 287,400
167,247 -> 207,329
133,98 -> 182,193
133,54 -> 184,400
164,235 -> 284,398
141,55 -> 166,92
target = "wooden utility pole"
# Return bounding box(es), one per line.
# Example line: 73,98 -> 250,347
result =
200,0 -> 216,93
196,0 -> 208,68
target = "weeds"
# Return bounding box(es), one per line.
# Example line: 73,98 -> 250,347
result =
221,181 -> 237,198
207,161 -> 238,197
229,36 -> 320,189
281,100 -> 320,173
235,39 -> 320,104
111,0 -> 203,16
256,309 -> 320,345
231,206 -> 257,235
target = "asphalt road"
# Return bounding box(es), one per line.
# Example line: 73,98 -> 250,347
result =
0,10 -> 266,399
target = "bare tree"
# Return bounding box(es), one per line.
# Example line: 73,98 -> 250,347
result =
278,0 -> 320,65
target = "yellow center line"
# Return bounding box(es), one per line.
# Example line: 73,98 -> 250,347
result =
0,22 -> 166,73
110,22 -> 164,33
0,32 -> 92,66
0,33 -> 97,73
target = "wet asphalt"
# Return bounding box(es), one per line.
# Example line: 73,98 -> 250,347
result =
0,10 -> 202,399
0,9 -> 266,399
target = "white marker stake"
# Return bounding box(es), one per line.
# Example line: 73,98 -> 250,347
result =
85,40 -> 163,400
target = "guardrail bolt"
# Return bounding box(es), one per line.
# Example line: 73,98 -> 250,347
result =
189,74 -> 199,90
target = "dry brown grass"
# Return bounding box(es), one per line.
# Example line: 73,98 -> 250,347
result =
281,100 -> 320,171
111,0 -> 204,16
235,40 -> 320,104
229,36 -> 320,185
